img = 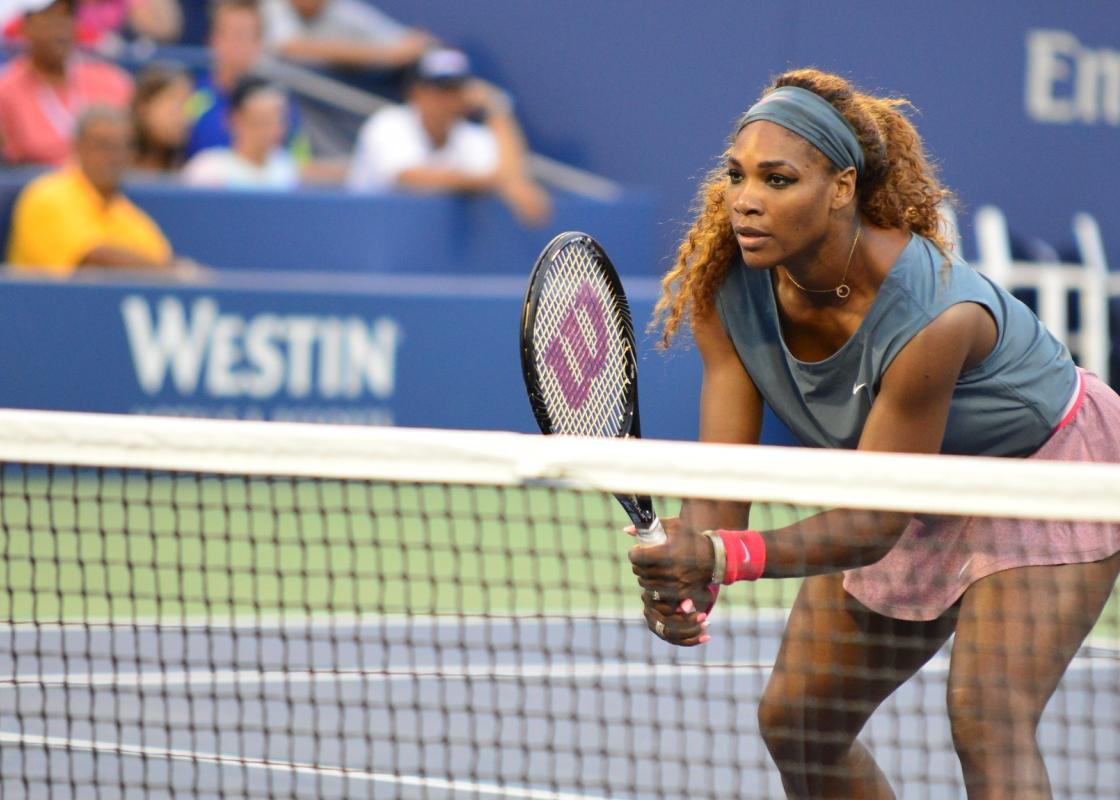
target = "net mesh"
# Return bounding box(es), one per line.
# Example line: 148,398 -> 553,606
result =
529,242 -> 634,436
1,411 -> 1117,799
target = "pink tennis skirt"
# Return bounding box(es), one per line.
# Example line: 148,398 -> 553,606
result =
843,369 -> 1120,621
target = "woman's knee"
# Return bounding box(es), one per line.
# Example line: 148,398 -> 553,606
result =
758,678 -> 859,765
756,686 -> 792,753
947,683 -> 1041,760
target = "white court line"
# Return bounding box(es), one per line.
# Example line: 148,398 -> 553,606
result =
0,661 -> 776,689
2,613 -> 1115,696
0,731 -> 609,800
3,613 -> 1116,654
1,648 -> 1116,692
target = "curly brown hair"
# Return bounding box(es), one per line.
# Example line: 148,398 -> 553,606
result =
652,68 -> 955,347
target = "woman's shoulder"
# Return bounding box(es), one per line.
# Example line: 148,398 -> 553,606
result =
716,259 -> 769,308
867,235 -> 1011,368
267,149 -> 301,181
181,148 -> 237,185
184,147 -> 234,167
888,234 -> 982,301
714,261 -> 778,342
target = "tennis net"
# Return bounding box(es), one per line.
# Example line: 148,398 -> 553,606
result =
0,409 -> 1117,799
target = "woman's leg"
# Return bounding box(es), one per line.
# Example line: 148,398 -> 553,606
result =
759,573 -> 957,799
947,551 -> 1120,799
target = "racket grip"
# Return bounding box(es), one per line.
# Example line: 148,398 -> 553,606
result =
635,517 -> 667,546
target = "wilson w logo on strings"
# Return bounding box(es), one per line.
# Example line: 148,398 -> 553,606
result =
542,283 -> 609,409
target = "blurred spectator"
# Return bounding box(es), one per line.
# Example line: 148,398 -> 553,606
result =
7,105 -> 175,273
131,61 -> 192,171
182,76 -> 298,188
186,0 -> 305,159
78,0 -> 183,46
261,0 -> 433,70
347,48 -> 551,227
0,0 -> 132,166
3,0 -> 183,44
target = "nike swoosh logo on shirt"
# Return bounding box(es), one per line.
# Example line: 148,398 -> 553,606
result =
852,382 -> 868,395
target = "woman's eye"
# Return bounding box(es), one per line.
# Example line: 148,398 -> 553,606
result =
726,168 -> 743,184
767,174 -> 795,187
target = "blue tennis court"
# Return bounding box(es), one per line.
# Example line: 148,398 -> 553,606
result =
3,615 -> 1116,799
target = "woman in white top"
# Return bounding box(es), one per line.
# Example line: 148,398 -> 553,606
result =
182,76 -> 299,190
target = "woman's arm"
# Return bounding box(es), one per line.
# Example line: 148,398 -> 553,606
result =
679,304 -> 764,531
632,301 -> 996,600
630,303 -> 762,644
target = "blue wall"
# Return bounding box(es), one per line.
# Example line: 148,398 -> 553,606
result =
0,271 -> 803,442
136,187 -> 655,275
375,0 -> 1120,266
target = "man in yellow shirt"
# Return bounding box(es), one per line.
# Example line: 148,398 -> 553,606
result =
7,104 -> 174,274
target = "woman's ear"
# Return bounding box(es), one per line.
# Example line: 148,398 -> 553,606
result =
831,166 -> 858,210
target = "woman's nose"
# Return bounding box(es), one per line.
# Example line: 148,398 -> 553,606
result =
730,184 -> 760,216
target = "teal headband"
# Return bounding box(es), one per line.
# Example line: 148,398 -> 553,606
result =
736,86 -> 865,176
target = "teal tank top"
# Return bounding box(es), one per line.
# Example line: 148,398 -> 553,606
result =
715,234 -> 1077,456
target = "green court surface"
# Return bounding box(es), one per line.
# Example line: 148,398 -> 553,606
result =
1,472 -> 1114,639
1,473 -> 802,622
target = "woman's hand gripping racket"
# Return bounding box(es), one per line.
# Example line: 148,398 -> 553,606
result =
520,231 -> 667,546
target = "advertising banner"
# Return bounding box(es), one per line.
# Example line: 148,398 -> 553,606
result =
0,273 -> 766,442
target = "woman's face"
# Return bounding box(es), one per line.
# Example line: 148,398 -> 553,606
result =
140,76 -> 193,148
232,90 -> 287,158
723,120 -> 848,269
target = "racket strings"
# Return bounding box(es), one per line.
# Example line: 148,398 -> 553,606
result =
533,245 -> 634,436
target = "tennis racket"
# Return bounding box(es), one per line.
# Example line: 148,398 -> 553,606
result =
520,231 -> 667,546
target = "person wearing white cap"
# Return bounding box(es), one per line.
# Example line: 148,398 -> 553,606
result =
347,48 -> 551,227
0,0 -> 132,166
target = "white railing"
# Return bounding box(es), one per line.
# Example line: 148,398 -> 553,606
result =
965,206 -> 1117,384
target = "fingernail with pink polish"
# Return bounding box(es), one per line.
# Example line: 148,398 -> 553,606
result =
696,613 -> 707,623
699,635 -> 711,644
681,599 -> 694,613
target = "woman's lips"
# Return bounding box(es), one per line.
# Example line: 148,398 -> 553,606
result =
735,229 -> 770,249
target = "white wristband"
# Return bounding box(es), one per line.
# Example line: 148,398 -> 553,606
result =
703,530 -> 726,585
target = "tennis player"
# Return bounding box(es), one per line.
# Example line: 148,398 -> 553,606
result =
629,68 -> 1120,799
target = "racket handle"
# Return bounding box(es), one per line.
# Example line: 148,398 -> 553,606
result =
635,517 -> 667,547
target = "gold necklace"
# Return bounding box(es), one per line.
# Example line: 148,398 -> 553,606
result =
782,225 -> 861,300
